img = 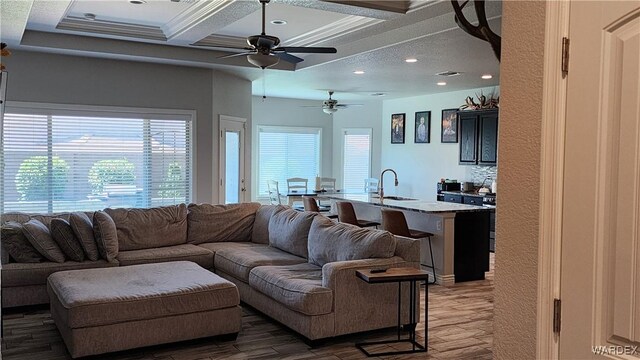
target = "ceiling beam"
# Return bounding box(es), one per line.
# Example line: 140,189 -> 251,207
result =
320,0 -> 410,14
19,30 -> 296,71
276,0 -> 406,20
0,0 -> 34,46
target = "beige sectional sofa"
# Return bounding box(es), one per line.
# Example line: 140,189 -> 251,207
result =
1,202 -> 420,342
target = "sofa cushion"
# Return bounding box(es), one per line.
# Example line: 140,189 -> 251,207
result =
308,216 -> 397,267
268,208 -> 316,258
47,261 -> 240,328
187,203 -> 261,244
197,241 -> 257,255
214,244 -> 306,282
105,204 -> 188,251
69,212 -> 100,261
2,259 -> 117,287
50,219 -> 85,262
249,263 -> 332,316
1,221 -> 43,263
23,219 -> 66,263
93,211 -> 118,262
117,244 -> 214,269
251,205 -> 287,244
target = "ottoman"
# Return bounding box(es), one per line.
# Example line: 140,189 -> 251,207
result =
47,261 -> 242,358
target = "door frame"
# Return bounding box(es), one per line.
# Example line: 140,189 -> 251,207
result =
218,115 -> 246,204
536,1 -> 570,358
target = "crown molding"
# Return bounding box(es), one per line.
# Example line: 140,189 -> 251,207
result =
57,17 -> 166,41
163,0 -> 232,40
285,16 -> 383,47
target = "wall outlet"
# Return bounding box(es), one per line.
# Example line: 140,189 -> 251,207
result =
436,220 -> 442,231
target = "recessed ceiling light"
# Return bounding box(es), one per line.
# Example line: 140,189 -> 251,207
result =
129,0 -> 146,4
481,74 -> 493,79
405,58 -> 418,63
83,13 -> 96,20
354,70 -> 365,75
270,20 -> 287,25
437,81 -> 447,86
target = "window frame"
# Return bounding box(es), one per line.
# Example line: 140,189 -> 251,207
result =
255,125 -> 323,200
2,101 -> 196,212
341,128 -> 373,192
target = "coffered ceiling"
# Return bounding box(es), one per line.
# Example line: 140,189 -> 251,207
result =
1,0 -> 502,100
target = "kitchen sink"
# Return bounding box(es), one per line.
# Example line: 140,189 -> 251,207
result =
373,195 -> 417,201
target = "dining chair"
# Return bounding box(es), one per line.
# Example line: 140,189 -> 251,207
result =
287,177 -> 308,193
287,177 -> 308,209
364,178 -> 379,193
381,208 -> 436,284
267,180 -> 282,205
335,201 -> 380,228
319,177 -> 336,191
303,196 -> 338,219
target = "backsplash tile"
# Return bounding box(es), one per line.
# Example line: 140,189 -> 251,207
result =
470,166 -> 497,185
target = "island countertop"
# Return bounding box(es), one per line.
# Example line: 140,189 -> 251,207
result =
322,193 -> 491,213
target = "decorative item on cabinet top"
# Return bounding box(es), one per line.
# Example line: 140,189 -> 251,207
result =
1,43 -> 10,71
459,89 -> 499,111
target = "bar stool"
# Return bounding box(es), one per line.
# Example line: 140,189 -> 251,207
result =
381,208 -> 437,285
336,201 -> 380,228
303,196 -> 338,219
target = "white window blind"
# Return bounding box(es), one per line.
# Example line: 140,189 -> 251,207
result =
1,105 -> 192,213
258,126 -> 321,196
342,128 -> 372,192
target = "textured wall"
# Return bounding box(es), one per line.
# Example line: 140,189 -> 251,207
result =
493,1 -> 546,359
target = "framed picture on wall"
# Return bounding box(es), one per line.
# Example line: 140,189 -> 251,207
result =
391,113 -> 406,144
441,108 -> 459,143
414,111 -> 431,143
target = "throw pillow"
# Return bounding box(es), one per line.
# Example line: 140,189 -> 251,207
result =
50,218 -> 85,262
1,221 -> 43,263
307,216 -> 397,267
268,208 -> 317,259
22,219 -> 66,263
93,211 -> 118,262
69,212 -> 99,261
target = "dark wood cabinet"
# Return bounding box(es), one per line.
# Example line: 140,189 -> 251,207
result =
443,194 -> 463,203
458,109 -> 498,165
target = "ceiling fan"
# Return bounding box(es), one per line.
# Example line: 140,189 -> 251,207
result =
303,91 -> 363,114
202,0 -> 337,69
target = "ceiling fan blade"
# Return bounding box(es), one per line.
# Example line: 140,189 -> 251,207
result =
274,47 -> 337,54
336,104 -> 364,108
274,52 -> 304,64
218,52 -> 253,59
192,44 -> 254,52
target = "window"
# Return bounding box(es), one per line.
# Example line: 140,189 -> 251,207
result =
1,104 -> 193,213
257,126 -> 321,196
342,128 -> 372,192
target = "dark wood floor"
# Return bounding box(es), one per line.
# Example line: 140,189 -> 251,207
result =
1,256 -> 493,360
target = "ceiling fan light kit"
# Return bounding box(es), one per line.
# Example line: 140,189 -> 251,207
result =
247,53 -> 279,68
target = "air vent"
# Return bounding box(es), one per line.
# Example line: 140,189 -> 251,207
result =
371,93 -> 386,97
436,71 -> 462,77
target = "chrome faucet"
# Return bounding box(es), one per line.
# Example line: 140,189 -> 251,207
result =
378,168 -> 398,199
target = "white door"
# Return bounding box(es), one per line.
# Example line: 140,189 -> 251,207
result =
560,2 -> 640,358
219,116 -> 246,204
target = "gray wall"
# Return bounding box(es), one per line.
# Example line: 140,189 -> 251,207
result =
251,96 -> 335,198
3,50 -> 251,203
332,100 -> 383,189
493,1 -> 546,359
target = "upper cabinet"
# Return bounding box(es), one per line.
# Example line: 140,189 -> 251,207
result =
458,109 -> 499,166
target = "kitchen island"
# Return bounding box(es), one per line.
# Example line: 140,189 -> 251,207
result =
323,193 -> 491,286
